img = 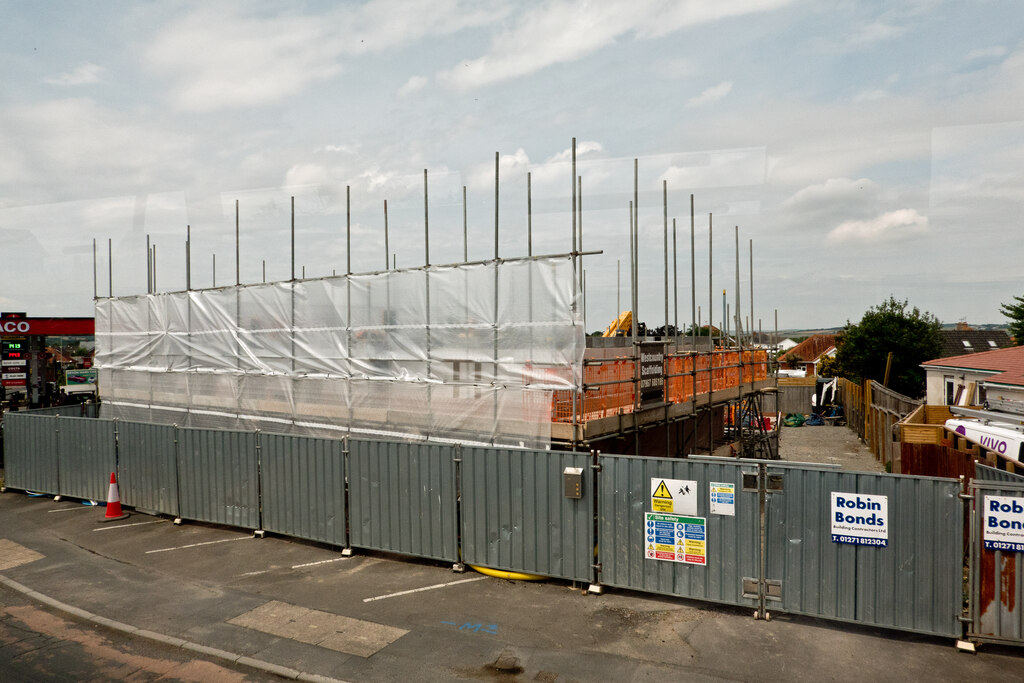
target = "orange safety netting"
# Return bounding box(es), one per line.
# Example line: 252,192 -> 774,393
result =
551,349 -> 769,423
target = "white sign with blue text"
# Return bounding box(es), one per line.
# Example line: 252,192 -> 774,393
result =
830,492 -> 888,547
709,482 -> 735,516
983,495 -> 1024,552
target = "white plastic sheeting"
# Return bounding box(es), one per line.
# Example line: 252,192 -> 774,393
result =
95,256 -> 582,447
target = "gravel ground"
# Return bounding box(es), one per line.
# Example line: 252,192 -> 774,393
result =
778,421 -> 885,472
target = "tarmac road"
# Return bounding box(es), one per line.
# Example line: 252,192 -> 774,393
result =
0,586 -> 277,682
0,479 -> 1022,682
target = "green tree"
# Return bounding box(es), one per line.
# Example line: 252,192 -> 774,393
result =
816,353 -> 841,378
1000,294 -> 1024,345
834,296 -> 941,398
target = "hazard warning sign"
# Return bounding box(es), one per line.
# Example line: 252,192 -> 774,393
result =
650,478 -> 697,515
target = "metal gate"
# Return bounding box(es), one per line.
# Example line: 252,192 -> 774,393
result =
598,455 -> 964,638
763,463 -> 962,637
967,474 -> 1024,646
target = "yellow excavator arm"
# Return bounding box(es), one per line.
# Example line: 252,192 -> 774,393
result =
603,311 -> 632,337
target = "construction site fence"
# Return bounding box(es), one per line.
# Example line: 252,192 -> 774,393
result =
2,410 -> 969,642
552,349 -> 769,423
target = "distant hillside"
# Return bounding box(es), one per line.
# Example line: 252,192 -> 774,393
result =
779,323 -> 1008,337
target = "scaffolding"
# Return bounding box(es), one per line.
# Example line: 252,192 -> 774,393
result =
96,255 -> 582,448
93,139 -> 778,455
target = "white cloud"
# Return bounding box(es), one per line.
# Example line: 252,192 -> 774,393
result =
827,208 -> 927,243
438,0 -> 794,90
776,177 -> 922,240
0,98 -> 191,201
839,21 -> 906,49
467,148 -> 530,190
660,147 -> 766,188
966,46 -> 1007,61
44,62 -> 104,86
146,7 -> 343,111
686,81 -> 733,108
783,177 -> 881,212
398,75 -> 429,96
544,141 -> 604,165
146,1 -> 504,111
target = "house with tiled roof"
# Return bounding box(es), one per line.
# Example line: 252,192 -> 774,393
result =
921,345 -> 1024,406
936,327 -> 1013,358
779,334 -> 836,376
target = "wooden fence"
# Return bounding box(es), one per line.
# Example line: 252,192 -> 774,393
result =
837,378 -> 920,472
763,376 -> 817,415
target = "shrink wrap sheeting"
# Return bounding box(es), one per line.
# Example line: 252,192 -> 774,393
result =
95,256 -> 582,447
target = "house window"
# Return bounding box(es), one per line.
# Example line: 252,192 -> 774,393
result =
962,340 -> 972,350
944,376 -> 955,405
988,340 -> 998,348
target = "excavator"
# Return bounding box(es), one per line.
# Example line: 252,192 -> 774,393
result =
602,311 -> 632,337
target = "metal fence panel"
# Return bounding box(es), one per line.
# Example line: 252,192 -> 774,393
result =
974,463 -> 1024,484
348,439 -> 457,562
461,447 -> 593,582
260,434 -> 347,547
597,454 -> 759,606
21,404 -> 100,418
2,413 -> 60,494
118,421 -> 180,516
55,418 -> 117,502
765,464 -> 963,638
176,428 -> 259,528
969,480 -> 1024,646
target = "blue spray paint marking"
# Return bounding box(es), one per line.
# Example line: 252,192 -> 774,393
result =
441,620 -> 498,635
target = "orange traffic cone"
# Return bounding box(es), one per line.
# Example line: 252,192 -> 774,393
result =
100,471 -> 129,522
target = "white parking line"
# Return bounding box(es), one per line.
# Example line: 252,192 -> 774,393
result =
145,536 -> 251,554
292,557 -> 348,569
93,520 -> 164,532
48,506 -> 98,513
363,576 -> 487,602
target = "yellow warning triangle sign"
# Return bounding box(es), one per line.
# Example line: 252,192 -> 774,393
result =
652,480 -> 672,499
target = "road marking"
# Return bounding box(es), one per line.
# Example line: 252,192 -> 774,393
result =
145,536 -> 250,554
292,557 -> 348,569
48,506 -> 97,513
93,520 -> 164,532
235,556 -> 347,577
363,576 -> 487,603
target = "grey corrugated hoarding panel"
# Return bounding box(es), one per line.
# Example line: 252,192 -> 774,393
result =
970,482 -> 1024,645
118,421 -> 180,516
2,413 -> 59,494
975,463 -> 1024,484
260,434 -> 347,547
55,418 -> 117,502
177,428 -> 259,528
348,439 -> 457,562
764,467 -> 963,638
461,447 -> 593,582
597,454 -> 758,606
22,404 -> 100,418
23,406 -> 85,417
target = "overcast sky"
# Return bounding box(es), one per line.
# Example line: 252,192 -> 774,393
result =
2,0 -> 1022,332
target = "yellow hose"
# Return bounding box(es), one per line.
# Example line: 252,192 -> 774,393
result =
468,564 -> 547,581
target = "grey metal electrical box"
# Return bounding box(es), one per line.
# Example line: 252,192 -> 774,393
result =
563,467 -> 583,499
